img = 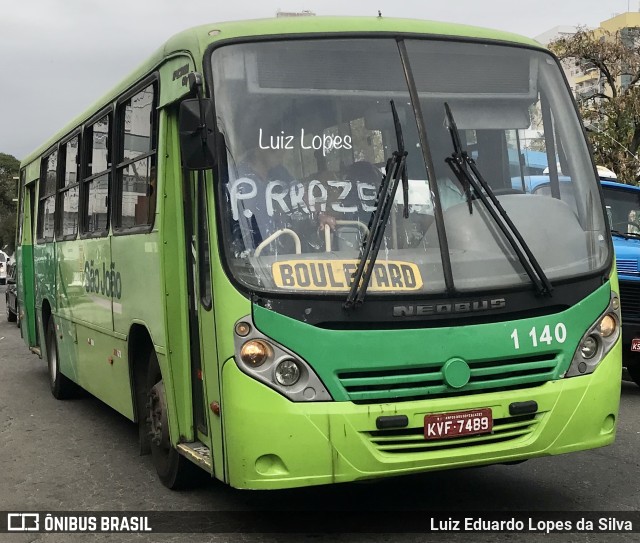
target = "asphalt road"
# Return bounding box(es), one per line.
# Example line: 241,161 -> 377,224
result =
1,288 -> 640,543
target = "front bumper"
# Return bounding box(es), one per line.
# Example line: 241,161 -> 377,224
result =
221,341 -> 621,490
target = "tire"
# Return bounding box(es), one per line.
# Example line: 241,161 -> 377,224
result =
626,360 -> 640,387
6,295 -> 15,322
45,316 -> 77,399
146,350 -> 201,489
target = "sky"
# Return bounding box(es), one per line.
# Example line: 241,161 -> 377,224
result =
0,0 -> 636,160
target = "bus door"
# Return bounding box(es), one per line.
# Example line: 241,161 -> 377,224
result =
19,178 -> 38,348
182,167 -> 223,477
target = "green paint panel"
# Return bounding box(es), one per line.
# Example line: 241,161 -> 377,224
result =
111,234 -> 163,341
16,245 -> 37,347
222,340 -> 620,489
253,284 -> 611,402
75,323 -> 134,419
55,315 -> 78,382
66,238 -> 112,331
158,55 -> 196,108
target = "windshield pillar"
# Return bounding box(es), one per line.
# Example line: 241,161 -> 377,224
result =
397,39 -> 456,296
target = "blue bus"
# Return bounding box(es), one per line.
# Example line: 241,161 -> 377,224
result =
601,180 -> 640,385
506,173 -> 637,383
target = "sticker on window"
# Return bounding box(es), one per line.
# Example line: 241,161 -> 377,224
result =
271,260 -> 423,291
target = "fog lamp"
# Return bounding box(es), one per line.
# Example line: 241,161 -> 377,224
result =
240,340 -> 271,367
598,314 -> 617,338
580,336 -> 598,359
275,359 -> 301,386
235,321 -> 251,337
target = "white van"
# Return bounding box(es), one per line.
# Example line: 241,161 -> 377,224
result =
0,251 -> 8,285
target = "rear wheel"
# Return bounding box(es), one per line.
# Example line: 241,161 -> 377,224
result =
147,351 -> 201,489
45,316 -> 77,399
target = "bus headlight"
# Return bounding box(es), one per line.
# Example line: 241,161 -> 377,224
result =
579,336 -> 598,359
233,316 -> 332,401
565,292 -> 620,377
275,359 -> 301,386
240,340 -> 271,367
598,314 -> 616,338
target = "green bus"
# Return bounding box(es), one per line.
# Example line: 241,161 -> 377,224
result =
16,16 -> 621,490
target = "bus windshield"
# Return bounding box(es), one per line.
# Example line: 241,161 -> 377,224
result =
601,184 -> 640,237
212,38 -> 609,297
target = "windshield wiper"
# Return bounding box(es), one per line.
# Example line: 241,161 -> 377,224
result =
344,100 -> 408,310
612,229 -> 640,239
611,229 -> 628,238
443,103 -> 553,297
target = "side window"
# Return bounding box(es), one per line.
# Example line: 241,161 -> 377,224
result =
82,115 -> 111,235
38,150 -> 58,242
115,83 -> 157,230
59,135 -> 80,238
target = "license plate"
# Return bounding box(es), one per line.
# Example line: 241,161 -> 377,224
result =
424,408 -> 493,440
631,339 -> 640,352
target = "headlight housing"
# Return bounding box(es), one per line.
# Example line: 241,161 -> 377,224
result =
233,316 -> 332,401
565,291 -> 620,377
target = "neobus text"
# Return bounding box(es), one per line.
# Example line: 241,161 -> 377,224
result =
393,299 -> 506,317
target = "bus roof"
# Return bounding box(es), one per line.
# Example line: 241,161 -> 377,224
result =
21,16 -> 544,167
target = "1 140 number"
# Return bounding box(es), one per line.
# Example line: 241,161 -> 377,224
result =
510,324 -> 567,350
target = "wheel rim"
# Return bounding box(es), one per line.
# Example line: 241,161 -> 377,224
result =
148,381 -> 170,450
48,331 -> 57,384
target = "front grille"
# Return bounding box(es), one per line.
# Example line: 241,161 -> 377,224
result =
337,354 -> 558,403
618,259 -> 640,276
364,414 -> 540,454
619,281 -> 640,321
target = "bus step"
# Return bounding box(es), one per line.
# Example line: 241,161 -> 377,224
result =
176,441 -> 212,472
30,346 -> 41,357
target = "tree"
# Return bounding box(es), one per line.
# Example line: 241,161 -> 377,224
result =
549,26 -> 640,184
0,153 -> 20,253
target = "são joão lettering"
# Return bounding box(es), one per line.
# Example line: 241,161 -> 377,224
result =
84,261 -> 122,299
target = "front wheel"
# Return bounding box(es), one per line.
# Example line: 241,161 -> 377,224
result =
147,351 -> 201,489
45,317 -> 77,399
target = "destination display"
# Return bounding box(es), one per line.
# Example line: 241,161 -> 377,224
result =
271,259 -> 423,291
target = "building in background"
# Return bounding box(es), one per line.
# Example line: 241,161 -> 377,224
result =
535,26 -> 580,92
537,12 -> 640,101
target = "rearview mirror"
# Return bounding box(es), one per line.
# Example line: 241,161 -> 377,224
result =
179,98 -> 216,170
